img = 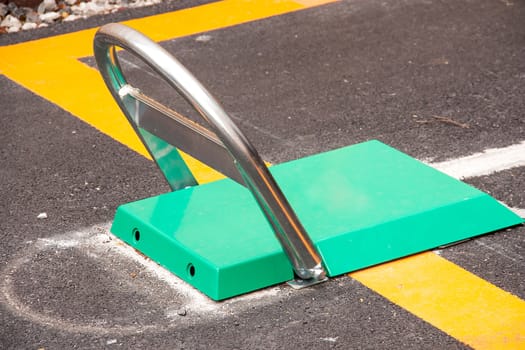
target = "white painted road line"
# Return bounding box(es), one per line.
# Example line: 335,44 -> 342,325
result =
430,141 -> 525,179
510,207 -> 525,218
0,225 -> 289,334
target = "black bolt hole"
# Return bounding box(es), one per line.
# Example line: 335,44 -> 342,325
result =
133,228 -> 140,243
187,263 -> 195,278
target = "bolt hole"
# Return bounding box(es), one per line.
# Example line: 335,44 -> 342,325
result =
187,263 -> 195,278
132,228 -> 140,243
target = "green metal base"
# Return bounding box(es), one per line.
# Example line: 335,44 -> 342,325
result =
111,140 -> 523,300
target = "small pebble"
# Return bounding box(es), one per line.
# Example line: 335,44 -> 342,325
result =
11,6 -> 27,20
62,13 -> 77,21
24,8 -> 40,23
21,21 -> 37,30
1,14 -> 21,28
39,11 -> 60,23
7,2 -> 17,12
37,0 -> 58,14
37,212 -> 48,219
0,4 -> 8,18
7,25 -> 20,33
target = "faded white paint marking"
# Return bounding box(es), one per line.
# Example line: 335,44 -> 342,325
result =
430,141 -> 525,179
195,34 -> 212,42
107,229 -> 220,314
0,224 -> 290,334
320,337 -> 338,342
0,225 -> 165,335
108,229 -> 285,312
475,239 -> 524,264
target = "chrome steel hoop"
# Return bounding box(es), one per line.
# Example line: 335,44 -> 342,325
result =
93,23 -> 326,282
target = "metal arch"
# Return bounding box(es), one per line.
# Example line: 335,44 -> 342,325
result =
93,23 -> 326,282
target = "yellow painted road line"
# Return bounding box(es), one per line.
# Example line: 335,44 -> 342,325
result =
0,0 -> 336,183
351,252 -> 525,350
1,1 -> 525,348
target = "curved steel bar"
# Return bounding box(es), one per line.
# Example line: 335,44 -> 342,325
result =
93,23 -> 326,281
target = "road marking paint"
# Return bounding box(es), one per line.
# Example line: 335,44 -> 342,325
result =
510,207 -> 525,218
430,141 -> 525,179
428,142 -> 525,218
349,144 -> 525,350
1,0 -> 524,345
0,0 -> 336,183
0,225 -> 290,334
0,226 -> 163,334
474,238 -> 524,264
350,252 -> 525,350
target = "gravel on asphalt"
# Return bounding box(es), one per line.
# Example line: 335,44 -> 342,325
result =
0,0 -> 161,33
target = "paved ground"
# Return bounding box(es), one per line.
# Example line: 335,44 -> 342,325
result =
1,0 -> 524,349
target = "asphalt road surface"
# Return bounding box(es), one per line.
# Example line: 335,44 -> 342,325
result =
1,0 -> 524,349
